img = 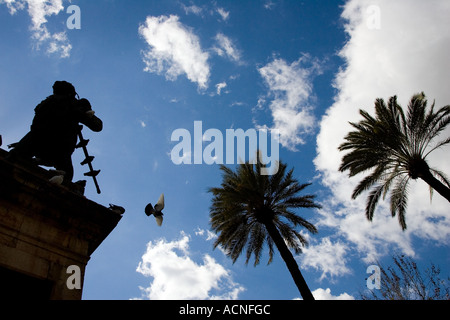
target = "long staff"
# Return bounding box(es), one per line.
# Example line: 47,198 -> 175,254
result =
76,125 -> 101,194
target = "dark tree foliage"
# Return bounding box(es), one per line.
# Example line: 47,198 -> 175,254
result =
209,157 -> 320,300
361,254 -> 450,300
339,92 -> 450,230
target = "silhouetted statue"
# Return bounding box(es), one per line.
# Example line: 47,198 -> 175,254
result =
9,81 -> 102,183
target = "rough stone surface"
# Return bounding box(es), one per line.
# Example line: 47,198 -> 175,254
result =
0,148 -> 122,299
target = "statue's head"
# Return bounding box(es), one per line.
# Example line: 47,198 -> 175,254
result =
52,81 -> 77,98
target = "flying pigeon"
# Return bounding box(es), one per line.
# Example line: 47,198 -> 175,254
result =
109,204 -> 125,215
145,193 -> 164,226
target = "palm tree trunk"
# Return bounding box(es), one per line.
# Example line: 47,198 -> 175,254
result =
264,221 -> 315,300
419,169 -> 450,202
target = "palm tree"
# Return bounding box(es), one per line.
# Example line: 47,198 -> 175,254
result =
339,92 -> 450,230
208,158 -> 320,300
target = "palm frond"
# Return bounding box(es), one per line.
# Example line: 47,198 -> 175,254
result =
423,136 -> 450,159
276,208 -> 318,234
246,223 -> 266,266
365,184 -> 384,222
389,175 -> 410,230
277,220 -> 305,254
351,165 -> 386,199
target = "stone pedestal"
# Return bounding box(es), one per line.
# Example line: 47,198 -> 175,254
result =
0,148 -> 122,299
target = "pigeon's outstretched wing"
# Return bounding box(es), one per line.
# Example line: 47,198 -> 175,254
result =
145,203 -> 155,216
154,214 -> 163,226
154,193 -> 164,212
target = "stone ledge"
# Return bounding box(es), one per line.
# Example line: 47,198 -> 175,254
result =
0,148 -> 123,299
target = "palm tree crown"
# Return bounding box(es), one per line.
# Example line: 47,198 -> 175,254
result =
209,159 -> 320,300
339,93 -> 450,230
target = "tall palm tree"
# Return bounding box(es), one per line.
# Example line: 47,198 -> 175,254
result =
208,159 -> 320,300
339,92 -> 450,230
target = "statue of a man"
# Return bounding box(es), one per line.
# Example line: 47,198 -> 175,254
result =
9,81 -> 102,182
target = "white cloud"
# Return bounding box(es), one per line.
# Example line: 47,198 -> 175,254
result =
213,33 -> 242,64
1,0 -> 24,14
1,0 -> 71,57
181,4 -> 203,16
299,237 -> 351,280
194,227 -> 205,237
180,4 -> 229,22
195,227 -> 229,256
195,227 -> 218,241
231,101 -> 245,107
314,0 -> 450,262
294,287 -> 354,300
216,7 -> 229,21
135,232 -> 244,300
139,15 -> 210,90
311,288 -> 355,300
263,1 -> 276,10
215,82 -> 227,95
258,55 -> 322,150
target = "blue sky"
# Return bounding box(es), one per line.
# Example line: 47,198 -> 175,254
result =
1,0 -> 449,300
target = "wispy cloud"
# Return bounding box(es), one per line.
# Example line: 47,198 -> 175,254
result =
180,3 -> 229,22
215,81 -> 227,95
135,232 -> 244,300
139,15 -> 210,90
294,287 -> 354,300
195,227 -> 218,241
181,3 -> 203,16
213,33 -> 242,64
1,0 -> 71,57
216,7 -> 229,21
257,54 -> 322,151
311,288 -> 354,300
263,1 -> 276,10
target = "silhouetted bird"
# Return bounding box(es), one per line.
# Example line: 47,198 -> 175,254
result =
109,204 -> 125,215
145,193 -> 164,226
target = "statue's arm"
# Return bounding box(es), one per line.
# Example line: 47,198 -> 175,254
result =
80,112 -> 103,132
